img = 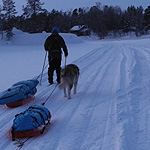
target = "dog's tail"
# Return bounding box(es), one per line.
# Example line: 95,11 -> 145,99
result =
58,82 -> 65,89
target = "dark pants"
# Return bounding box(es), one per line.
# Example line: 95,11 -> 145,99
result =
48,57 -> 61,84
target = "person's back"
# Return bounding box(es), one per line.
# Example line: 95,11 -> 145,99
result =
44,27 -> 68,84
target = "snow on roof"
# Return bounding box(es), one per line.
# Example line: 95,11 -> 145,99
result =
70,25 -> 86,31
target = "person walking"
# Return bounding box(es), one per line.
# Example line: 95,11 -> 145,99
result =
44,27 -> 68,85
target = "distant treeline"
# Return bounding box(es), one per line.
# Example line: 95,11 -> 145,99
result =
0,0 -> 150,39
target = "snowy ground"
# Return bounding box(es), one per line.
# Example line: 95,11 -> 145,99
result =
0,30 -> 150,150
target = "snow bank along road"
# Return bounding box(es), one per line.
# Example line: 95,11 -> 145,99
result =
0,38 -> 150,150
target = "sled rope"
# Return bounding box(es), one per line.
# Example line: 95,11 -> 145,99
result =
41,84 -> 58,106
37,51 -> 48,84
18,138 -> 30,149
14,137 -> 31,150
36,63 -> 48,80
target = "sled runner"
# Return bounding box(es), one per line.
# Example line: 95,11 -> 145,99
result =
0,79 -> 39,107
10,105 -> 51,140
6,95 -> 35,108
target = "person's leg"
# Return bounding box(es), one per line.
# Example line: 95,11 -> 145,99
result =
48,59 -> 55,84
55,58 -> 61,84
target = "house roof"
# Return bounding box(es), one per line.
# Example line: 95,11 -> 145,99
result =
70,25 -> 86,31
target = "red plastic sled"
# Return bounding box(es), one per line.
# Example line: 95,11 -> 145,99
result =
6,95 -> 35,108
7,124 -> 50,141
9,112 -> 51,140
12,126 -> 46,139
7,120 -> 51,141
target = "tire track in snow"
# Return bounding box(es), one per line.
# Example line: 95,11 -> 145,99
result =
49,45 -> 122,150
114,46 -> 135,150
75,44 -> 114,87
44,44 -> 131,150
126,46 -> 150,150
70,50 -> 117,150
115,45 -> 150,150
41,45 -> 115,149
96,45 -> 125,150
34,45 -> 116,150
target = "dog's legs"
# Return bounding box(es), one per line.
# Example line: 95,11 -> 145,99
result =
73,82 -> 77,94
63,87 -> 67,97
73,77 -> 78,94
68,84 -> 73,99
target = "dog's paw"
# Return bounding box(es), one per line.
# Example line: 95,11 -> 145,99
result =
68,97 -> 71,100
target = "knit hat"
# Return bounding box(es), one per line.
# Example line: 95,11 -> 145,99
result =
52,27 -> 59,33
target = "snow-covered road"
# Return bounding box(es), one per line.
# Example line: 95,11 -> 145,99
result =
0,37 -> 150,150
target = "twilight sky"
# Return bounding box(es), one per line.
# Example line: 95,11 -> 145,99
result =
0,0 -> 149,15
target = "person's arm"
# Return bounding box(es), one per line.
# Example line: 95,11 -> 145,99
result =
61,37 -> 68,57
44,37 -> 50,51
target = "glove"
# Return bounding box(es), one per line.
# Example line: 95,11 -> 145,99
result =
65,51 -> 68,57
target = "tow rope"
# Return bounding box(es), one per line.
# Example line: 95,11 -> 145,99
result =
41,84 -> 58,106
39,52 -> 48,85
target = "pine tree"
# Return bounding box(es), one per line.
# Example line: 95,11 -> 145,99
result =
0,5 -> 3,18
0,5 -> 4,39
144,6 -> 150,32
2,0 -> 17,40
23,0 -> 44,18
2,0 -> 17,20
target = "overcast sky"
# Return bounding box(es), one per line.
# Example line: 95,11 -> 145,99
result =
0,0 -> 149,15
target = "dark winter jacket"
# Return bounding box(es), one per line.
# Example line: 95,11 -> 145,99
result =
44,31 -> 68,59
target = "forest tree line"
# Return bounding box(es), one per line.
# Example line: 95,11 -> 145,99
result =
0,0 -> 150,39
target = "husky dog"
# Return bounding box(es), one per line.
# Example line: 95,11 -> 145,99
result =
58,64 -> 79,99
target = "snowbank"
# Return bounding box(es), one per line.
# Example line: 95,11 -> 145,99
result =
0,28 -> 84,46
